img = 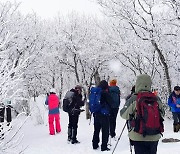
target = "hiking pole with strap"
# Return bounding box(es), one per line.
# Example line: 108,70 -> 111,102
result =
112,122 -> 127,154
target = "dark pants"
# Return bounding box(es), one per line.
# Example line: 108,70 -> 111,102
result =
133,141 -> 158,154
68,113 -> 79,141
92,113 -> 109,150
172,112 -> 180,125
0,106 -> 12,123
109,108 -> 119,137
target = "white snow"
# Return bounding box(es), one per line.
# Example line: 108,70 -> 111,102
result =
13,96 -> 180,154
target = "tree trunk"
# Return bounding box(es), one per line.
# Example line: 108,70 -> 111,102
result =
94,70 -> 101,86
151,40 -> 172,95
74,54 -> 80,83
59,70 -> 63,100
52,76 -> 55,88
85,95 -> 91,120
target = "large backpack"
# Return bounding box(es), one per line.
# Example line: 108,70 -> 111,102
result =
109,86 -> 120,108
63,91 -> 74,112
89,87 -> 109,115
132,92 -> 164,137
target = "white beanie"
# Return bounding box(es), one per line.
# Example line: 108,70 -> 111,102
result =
50,88 -> 56,93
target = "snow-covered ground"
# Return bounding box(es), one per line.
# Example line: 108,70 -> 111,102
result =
11,96 -> 180,154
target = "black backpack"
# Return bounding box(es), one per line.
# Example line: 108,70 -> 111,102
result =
63,91 -> 74,112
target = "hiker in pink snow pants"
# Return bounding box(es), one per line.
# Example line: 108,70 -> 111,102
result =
45,88 -> 61,135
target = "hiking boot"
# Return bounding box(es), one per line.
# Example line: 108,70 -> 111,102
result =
71,128 -> 79,144
93,145 -> 99,150
101,147 -> 110,151
68,137 -> 72,142
173,124 -> 179,133
56,130 -> 61,134
50,133 -> 55,135
177,124 -> 180,132
71,139 -> 80,144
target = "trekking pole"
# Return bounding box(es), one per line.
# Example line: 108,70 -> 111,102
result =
129,139 -> 133,154
126,121 -> 133,154
112,122 -> 127,154
89,113 -> 92,125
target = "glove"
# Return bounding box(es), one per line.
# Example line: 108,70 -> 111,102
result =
71,108 -> 81,115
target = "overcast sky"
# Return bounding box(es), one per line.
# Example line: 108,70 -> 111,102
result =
6,0 -> 102,19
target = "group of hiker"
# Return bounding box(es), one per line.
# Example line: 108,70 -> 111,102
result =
44,74 -> 180,154
45,79 -> 120,151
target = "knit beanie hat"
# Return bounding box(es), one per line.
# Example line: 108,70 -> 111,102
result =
75,85 -> 82,92
50,88 -> 56,93
99,80 -> 109,90
110,79 -> 117,86
174,86 -> 180,91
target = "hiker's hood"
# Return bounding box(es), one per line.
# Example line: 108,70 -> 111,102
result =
135,74 -> 152,93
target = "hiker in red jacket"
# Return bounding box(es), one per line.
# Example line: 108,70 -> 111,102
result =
45,88 -> 61,135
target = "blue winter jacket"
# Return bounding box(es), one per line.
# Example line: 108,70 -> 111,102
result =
168,91 -> 180,112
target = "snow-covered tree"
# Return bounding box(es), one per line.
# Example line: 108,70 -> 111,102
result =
96,0 -> 180,96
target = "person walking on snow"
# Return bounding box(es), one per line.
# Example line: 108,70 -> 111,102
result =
120,74 -> 165,154
45,88 -> 61,135
92,80 -> 112,151
67,85 -> 84,144
109,79 -> 120,139
168,86 -> 180,132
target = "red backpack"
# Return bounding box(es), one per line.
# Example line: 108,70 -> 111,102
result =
132,92 -> 164,137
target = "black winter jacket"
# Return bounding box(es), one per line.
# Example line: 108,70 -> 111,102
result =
68,89 -> 84,115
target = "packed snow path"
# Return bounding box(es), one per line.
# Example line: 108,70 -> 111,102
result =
18,96 -> 180,154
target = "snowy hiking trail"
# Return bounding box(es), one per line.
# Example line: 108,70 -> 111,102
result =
18,96 -> 180,154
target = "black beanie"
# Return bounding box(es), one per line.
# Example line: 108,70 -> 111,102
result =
174,86 -> 180,91
99,80 -> 108,90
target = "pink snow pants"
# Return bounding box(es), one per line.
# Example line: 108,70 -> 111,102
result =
48,114 -> 61,135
